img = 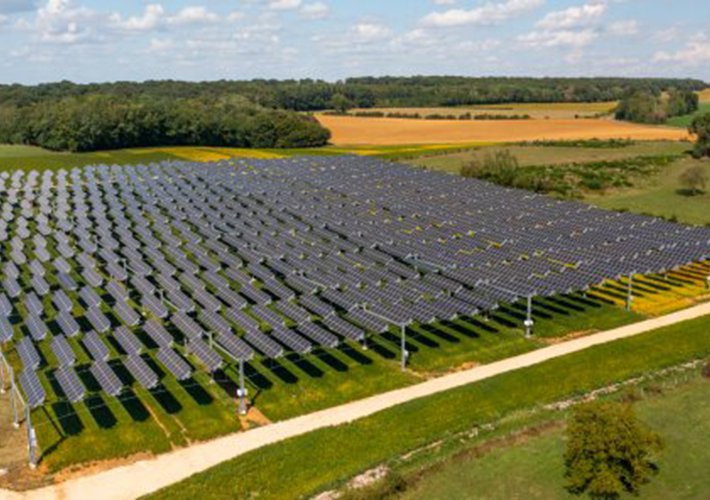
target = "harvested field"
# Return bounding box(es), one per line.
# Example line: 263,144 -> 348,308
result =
318,116 -> 690,146
347,101 -> 617,120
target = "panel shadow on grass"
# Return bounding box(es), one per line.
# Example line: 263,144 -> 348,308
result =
178,379 -> 213,406
286,353 -> 325,378
149,385 -> 182,414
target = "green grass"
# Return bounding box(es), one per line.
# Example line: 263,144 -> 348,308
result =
402,377 -> 710,500
666,103 -> 710,128
146,311 -> 710,500
407,141 -> 691,174
588,157 -> 710,226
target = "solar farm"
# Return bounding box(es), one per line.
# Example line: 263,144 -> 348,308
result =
2,155 -> 710,470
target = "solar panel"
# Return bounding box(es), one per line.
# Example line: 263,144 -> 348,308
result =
124,355 -> 159,389
156,347 -> 192,380
114,301 -> 141,327
0,316 -> 13,343
114,326 -> 143,355
79,287 -> 102,308
56,309 -> 81,337
186,337 -> 223,372
55,366 -> 85,403
18,368 -> 45,409
171,312 -> 205,340
25,314 -> 48,341
25,293 -> 44,317
90,361 -> 123,396
53,290 -> 74,313
83,330 -> 110,361
142,293 -> 169,319
297,322 -> 339,348
244,330 -> 285,358
270,327 -> 312,354
0,293 -> 13,317
216,333 -> 254,360
143,319 -> 173,346
17,337 -> 41,370
86,307 -> 111,333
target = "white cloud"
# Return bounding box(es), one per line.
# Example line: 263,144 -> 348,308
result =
433,0 -> 456,5
112,4 -> 164,31
536,1 -> 607,29
167,6 -> 218,26
148,37 -> 174,52
422,0 -> 544,27
654,36 -> 710,65
352,22 -> 392,42
35,0 -> 98,44
267,0 -> 302,11
301,2 -> 328,19
607,19 -> 638,36
518,28 -> 597,48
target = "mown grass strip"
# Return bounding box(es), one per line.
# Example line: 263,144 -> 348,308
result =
147,313 -> 710,500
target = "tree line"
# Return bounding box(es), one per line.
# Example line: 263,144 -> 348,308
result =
0,94 -> 330,152
615,89 -> 699,124
0,77 -> 705,111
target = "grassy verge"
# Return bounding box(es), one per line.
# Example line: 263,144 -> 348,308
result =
666,103 -> 710,128
402,375 -> 710,499
146,312 -> 710,500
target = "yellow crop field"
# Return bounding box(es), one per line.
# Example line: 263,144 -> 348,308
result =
698,88 -> 710,102
348,101 -> 617,120
317,115 -> 690,146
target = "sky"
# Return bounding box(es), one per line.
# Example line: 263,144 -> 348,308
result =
0,0 -> 708,84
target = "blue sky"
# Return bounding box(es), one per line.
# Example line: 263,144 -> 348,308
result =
0,0 -> 708,84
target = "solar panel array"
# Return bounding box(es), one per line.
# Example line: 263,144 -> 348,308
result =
0,156 -> 708,410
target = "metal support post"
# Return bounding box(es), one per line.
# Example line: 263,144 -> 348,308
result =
626,273 -> 634,311
10,366 -> 19,429
27,405 -> 37,469
361,336 -> 368,351
400,324 -> 408,372
524,295 -> 534,338
237,360 -> 248,416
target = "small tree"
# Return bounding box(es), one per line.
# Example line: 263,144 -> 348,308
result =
678,165 -> 708,195
330,93 -> 353,115
565,402 -> 663,499
690,113 -> 710,159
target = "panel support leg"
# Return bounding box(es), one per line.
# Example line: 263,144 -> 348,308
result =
400,324 -> 408,372
238,360 -> 247,416
626,274 -> 634,311
27,405 -> 36,469
10,366 -> 19,429
524,296 -> 534,338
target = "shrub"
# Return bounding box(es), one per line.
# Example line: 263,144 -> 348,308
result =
565,401 -> 663,499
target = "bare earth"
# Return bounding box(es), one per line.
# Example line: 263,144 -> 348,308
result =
2,301 -> 710,500
317,116 -> 689,145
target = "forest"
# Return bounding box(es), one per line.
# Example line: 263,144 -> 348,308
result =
0,95 -> 330,152
0,77 -> 705,111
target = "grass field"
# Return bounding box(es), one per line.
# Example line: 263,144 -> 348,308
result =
317,115 -> 689,146
345,101 -> 617,120
402,376 -> 710,500
408,141 -> 691,174
666,102 -> 710,128
589,156 -> 710,226
146,312 -> 710,500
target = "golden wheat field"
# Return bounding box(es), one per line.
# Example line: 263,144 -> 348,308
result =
317,115 -> 690,146
347,101 -> 617,120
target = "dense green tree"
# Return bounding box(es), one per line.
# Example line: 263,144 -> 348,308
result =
330,93 -> 353,114
689,113 -> 710,158
616,88 -> 700,124
565,402 -> 663,499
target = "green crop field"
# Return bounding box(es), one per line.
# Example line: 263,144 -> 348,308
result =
146,312 -> 710,500
402,376 -> 710,500
666,103 -> 710,128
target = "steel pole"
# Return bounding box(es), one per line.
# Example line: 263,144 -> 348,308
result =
238,360 -> 247,416
27,405 -> 36,469
524,296 -> 534,338
400,324 -> 407,372
10,366 -> 19,429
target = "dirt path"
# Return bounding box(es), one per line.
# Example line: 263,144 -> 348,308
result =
317,116 -> 689,145
3,301 -> 710,500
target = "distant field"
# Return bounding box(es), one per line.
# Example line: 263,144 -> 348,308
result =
317,116 -> 689,146
666,102 -> 710,128
408,141 -> 691,173
347,101 -> 617,120
699,89 -> 710,102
